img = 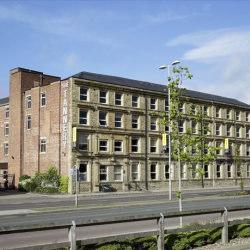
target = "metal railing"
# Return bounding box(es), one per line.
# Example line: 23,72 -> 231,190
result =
1,205 -> 250,250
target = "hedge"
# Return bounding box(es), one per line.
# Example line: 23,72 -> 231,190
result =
57,223 -> 250,250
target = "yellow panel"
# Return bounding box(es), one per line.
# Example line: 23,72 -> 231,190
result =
162,133 -> 167,146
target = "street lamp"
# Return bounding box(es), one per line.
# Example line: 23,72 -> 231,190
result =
159,60 -> 180,201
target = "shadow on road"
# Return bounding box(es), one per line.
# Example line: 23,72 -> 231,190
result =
0,190 -> 28,196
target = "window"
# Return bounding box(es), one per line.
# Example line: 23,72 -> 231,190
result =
179,103 -> 184,113
40,139 -> 46,153
79,110 -> 88,125
132,115 -> 138,129
204,144 -> 208,155
5,107 -> 9,119
150,98 -> 156,110
216,107 -> 220,118
237,166 -> 241,177
192,164 -> 197,179
99,112 -> 107,126
115,114 -> 122,128
191,104 -> 196,115
236,111 -> 240,121
227,165 -> 232,178
150,138 -> 157,153
247,165 -> 250,178
179,121 -> 184,133
114,140 -> 123,152
216,142 -> 221,155
99,140 -> 108,151
79,134 -> 88,151
226,109 -> 231,119
27,115 -> 31,130
114,166 -> 122,181
227,125 -> 231,136
4,143 -> 8,155
115,93 -> 122,106
27,96 -> 31,109
151,117 -> 157,131
132,95 -> 138,108
99,91 -> 107,104
100,166 -> 107,181
165,124 -> 169,132
216,124 -> 221,136
165,165 -> 169,179
204,164 -> 209,178
5,123 -> 9,136
247,145 -> 250,156
246,112 -> 249,122
79,162 -> 88,181
203,106 -> 208,115
80,88 -> 88,101
131,138 -> 139,152
192,121 -> 197,134
41,93 -> 46,107
165,100 -> 169,111
247,127 -> 250,139
150,164 -> 157,180
204,122 -> 209,135
132,163 -> 139,180
216,165 -> 221,178
181,163 -> 185,179
236,126 -> 240,138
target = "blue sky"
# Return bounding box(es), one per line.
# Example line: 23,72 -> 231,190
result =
1,1 -> 250,104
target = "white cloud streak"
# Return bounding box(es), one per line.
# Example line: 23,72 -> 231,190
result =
167,28 -> 250,104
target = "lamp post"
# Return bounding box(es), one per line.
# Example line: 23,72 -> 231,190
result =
159,60 -> 180,201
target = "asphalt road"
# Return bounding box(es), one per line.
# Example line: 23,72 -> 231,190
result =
0,189 -> 242,211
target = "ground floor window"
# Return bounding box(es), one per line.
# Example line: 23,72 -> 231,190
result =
237,165 -> 241,177
165,165 -> 169,179
100,166 -> 107,181
79,162 -> 88,181
150,164 -> 157,180
227,165 -> 232,178
216,164 -> 221,178
114,165 -> 122,181
247,165 -> 250,178
204,164 -> 209,178
131,163 -> 139,180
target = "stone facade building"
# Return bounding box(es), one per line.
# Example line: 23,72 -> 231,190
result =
1,67 -> 250,193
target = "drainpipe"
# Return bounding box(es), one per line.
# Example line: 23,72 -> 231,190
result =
145,96 -> 148,190
21,92 -> 25,176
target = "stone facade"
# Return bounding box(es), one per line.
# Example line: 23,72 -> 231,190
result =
1,67 -> 250,193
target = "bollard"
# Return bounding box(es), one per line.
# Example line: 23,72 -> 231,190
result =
221,207 -> 228,244
157,213 -> 165,250
69,220 -> 76,250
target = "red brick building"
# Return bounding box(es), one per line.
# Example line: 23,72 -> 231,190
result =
1,67 -> 250,193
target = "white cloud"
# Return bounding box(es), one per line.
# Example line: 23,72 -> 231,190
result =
167,28 -> 250,104
144,9 -> 202,24
64,52 -> 79,69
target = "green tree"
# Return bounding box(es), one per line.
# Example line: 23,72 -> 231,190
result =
159,66 -> 219,227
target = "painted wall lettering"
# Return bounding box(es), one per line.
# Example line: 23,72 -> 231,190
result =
62,82 -> 68,148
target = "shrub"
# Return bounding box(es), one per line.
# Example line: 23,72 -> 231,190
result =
35,186 -> 59,193
19,178 -> 37,192
18,174 -> 31,191
34,166 -> 61,187
59,176 -> 68,193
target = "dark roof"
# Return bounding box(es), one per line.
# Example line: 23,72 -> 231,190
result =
0,97 -> 9,106
71,71 -> 250,108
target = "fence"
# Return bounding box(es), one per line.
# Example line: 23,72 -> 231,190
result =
1,205 -> 250,250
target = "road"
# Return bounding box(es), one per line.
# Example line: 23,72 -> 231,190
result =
0,188 -> 249,249
0,188 -> 242,211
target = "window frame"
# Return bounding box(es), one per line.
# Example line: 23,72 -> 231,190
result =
79,110 -> 88,125
150,117 -> 157,131
115,93 -> 122,106
79,162 -> 88,181
132,95 -> 138,108
41,93 -> 46,107
150,98 -> 156,110
114,165 -> 122,181
99,112 -> 107,127
216,124 -> 221,136
150,163 -> 157,180
40,139 -> 46,153
27,115 -> 31,130
227,125 -> 231,137
27,95 -> 31,109
100,165 -> 107,181
115,113 -> 122,128
150,138 -> 157,153
80,88 -> 88,101
99,139 -> 108,152
4,142 -> 8,155
5,107 -> 9,119
78,134 -> 88,151
179,121 -> 184,133
99,91 -> 107,104
132,115 -> 139,129
114,140 -> 123,152
216,107 -> 220,118
131,163 -> 139,180
131,138 -> 139,153
5,123 -> 9,136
